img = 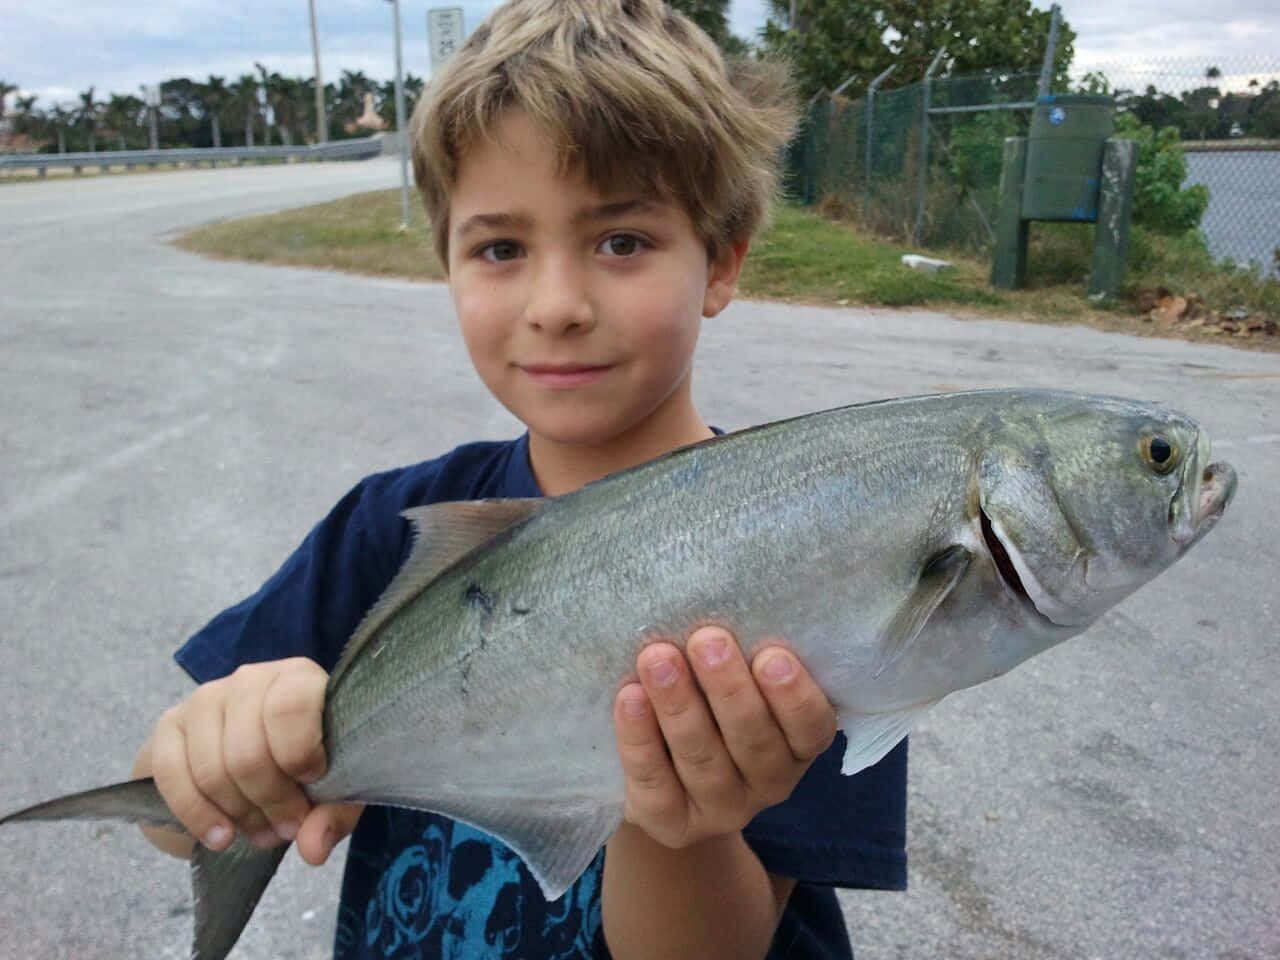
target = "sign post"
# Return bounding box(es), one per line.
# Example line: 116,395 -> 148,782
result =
387,0 -> 411,230
142,85 -> 161,151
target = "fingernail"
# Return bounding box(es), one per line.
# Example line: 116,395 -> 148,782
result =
646,657 -> 678,686
250,829 -> 280,849
275,820 -> 299,842
620,690 -> 649,716
761,653 -> 795,684
203,825 -> 232,849
695,634 -> 729,667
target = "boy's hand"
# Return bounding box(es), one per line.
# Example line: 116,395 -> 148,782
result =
140,657 -> 362,865
613,627 -> 837,850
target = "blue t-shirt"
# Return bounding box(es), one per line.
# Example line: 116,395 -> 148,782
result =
177,434 -> 907,959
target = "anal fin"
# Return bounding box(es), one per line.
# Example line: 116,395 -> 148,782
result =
839,702 -> 936,775
374,792 -> 622,901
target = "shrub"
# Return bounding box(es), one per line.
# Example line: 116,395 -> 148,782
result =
1114,112 -> 1209,235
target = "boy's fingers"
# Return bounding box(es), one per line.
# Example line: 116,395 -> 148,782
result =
182,691 -> 263,835
613,682 -> 688,840
261,660 -> 329,783
636,642 -> 739,809
686,628 -> 797,805
222,678 -> 313,845
752,648 -> 838,763
149,709 -> 235,851
295,802 -> 364,866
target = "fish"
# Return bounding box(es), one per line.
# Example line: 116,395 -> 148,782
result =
1,388 -> 1237,959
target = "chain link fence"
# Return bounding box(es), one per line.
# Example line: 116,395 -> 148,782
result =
787,55 -> 1280,276
1077,56 -> 1280,275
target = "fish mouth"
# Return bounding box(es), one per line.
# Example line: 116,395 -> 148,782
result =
1177,460 -> 1237,547
979,506 -> 1059,627
1170,430 -> 1237,548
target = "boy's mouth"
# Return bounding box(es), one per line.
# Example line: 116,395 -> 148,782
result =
519,363 -> 614,389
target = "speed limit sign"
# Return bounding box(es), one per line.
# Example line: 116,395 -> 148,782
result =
428,8 -> 465,70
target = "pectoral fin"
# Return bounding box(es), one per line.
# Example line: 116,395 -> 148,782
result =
874,545 -> 972,679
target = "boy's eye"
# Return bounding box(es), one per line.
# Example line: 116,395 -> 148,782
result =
598,234 -> 644,257
481,241 -> 522,262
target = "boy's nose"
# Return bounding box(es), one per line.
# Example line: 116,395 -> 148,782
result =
523,259 -> 595,335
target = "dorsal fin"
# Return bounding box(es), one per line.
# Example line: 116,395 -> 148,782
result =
329,499 -> 546,687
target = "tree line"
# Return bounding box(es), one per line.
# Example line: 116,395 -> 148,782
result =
1112,70 -> 1280,141
3,0 -> 1274,155
0,68 -> 423,154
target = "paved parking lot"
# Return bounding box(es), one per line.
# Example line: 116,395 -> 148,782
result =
1,158 -> 1276,958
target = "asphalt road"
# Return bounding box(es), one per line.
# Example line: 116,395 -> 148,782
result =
0,158 -> 1276,960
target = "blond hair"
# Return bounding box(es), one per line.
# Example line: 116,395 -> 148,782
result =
411,0 -> 796,267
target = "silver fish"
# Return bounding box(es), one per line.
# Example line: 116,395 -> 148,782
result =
2,389 -> 1237,959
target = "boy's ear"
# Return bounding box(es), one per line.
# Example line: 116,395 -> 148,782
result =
702,238 -> 750,318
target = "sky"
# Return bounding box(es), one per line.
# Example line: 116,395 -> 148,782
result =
4,0 -> 1278,109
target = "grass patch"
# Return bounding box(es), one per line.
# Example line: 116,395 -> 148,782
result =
177,189 -> 444,280
174,189 -> 1277,350
740,205 -> 1002,308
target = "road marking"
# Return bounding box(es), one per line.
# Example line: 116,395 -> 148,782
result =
1,413 -> 213,526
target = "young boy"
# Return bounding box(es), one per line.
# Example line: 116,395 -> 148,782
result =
132,1 -> 908,956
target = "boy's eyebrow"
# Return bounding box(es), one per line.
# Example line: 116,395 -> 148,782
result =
454,200 -> 657,240
572,199 -> 656,224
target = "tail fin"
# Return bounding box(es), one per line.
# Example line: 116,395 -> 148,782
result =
193,836 -> 289,960
0,777 -> 181,829
3,779 -> 288,960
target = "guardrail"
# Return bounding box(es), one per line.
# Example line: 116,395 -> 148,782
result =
0,136 -> 386,176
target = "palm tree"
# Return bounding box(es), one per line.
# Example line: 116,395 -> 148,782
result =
271,76 -> 305,145
102,94 -> 143,150
255,63 -> 284,146
13,94 -> 37,135
337,69 -> 372,131
204,75 -> 227,147
0,79 -> 16,130
78,86 -> 99,151
50,103 -> 75,153
377,73 -> 425,129
229,74 -> 259,147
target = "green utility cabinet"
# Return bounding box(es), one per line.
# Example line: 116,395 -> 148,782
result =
992,95 -> 1137,299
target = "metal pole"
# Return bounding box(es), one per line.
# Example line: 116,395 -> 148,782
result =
864,64 -> 896,216
309,0 -> 328,143
914,48 -> 946,248
387,0 -> 411,230
1038,5 -> 1062,98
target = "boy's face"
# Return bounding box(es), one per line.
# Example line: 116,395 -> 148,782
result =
445,109 -> 743,454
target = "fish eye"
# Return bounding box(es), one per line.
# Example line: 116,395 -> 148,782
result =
1141,434 -> 1179,474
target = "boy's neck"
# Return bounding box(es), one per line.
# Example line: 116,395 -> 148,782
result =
527,391 -> 713,497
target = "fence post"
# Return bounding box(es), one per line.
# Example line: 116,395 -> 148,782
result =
914,48 -> 947,247
864,64 -> 897,219
1038,5 -> 1062,98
